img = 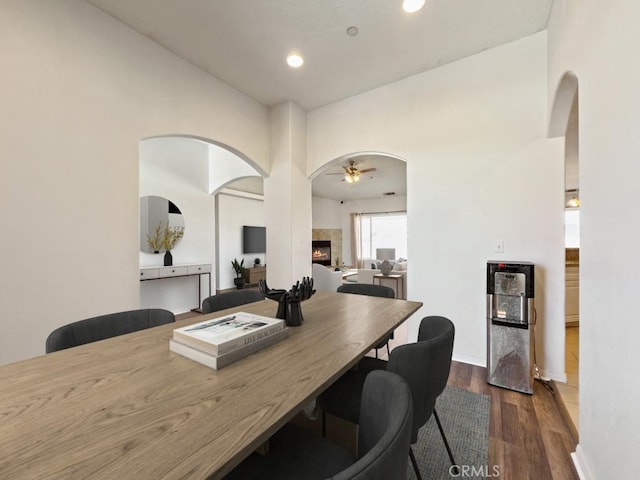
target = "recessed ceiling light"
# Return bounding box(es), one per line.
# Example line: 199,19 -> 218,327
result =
402,0 -> 426,13
346,26 -> 359,37
286,53 -> 304,68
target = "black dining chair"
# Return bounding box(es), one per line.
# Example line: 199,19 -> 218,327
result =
336,282 -> 395,298
45,308 -> 175,353
336,283 -> 396,358
223,370 -> 413,480
319,315 -> 457,480
201,290 -> 264,314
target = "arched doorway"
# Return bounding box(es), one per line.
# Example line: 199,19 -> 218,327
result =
549,72 -> 580,436
310,152 -> 408,357
139,135 -> 265,312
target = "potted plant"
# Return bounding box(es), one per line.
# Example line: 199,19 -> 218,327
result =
232,258 -> 246,289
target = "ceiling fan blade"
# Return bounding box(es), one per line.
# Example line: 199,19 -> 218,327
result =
325,172 -> 346,175
358,168 -> 376,174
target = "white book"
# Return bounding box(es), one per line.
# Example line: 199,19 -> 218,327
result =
169,328 -> 289,370
172,312 -> 285,356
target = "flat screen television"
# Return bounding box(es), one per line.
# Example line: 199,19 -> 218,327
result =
243,225 -> 266,254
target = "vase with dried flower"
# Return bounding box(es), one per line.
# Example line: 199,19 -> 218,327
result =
146,222 -> 184,266
162,223 -> 184,266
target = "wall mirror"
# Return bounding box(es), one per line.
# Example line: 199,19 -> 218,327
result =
140,195 -> 185,253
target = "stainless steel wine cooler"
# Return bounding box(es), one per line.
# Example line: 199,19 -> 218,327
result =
486,261 -> 535,394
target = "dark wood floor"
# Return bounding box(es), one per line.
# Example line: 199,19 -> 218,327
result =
449,361 -> 578,480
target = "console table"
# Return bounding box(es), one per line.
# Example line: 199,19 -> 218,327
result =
140,263 -> 211,311
243,265 -> 266,285
373,273 -> 404,299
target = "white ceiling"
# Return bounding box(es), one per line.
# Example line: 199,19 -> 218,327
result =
223,155 -> 407,201
86,0 -> 553,111
312,155 -> 407,201
86,0 -> 552,201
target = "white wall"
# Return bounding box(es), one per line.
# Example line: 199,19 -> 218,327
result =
208,143 -> 263,194
312,197 -> 342,229
264,102 -> 312,288
548,1 -> 640,477
0,0 -> 269,365
216,192 -> 265,290
307,32 -> 565,377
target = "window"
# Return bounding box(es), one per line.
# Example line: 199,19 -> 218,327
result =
360,212 -> 407,260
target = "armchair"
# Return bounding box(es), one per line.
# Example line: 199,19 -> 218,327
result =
312,263 -> 344,292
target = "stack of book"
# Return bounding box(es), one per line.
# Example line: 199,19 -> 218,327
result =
170,312 -> 288,370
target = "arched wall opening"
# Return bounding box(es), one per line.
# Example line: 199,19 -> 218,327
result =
310,151 -> 408,267
139,135 -> 264,313
549,72 -> 579,138
548,71 -> 580,435
310,151 -> 409,354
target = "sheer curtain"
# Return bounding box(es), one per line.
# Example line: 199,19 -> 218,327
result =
350,213 -> 364,269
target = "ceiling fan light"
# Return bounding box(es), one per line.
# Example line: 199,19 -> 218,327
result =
345,174 -> 353,183
567,195 -> 580,208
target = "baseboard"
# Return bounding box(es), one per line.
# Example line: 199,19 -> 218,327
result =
452,353 -> 485,367
572,445 -> 596,480
451,354 -> 567,384
540,369 -> 567,382
550,380 -> 579,447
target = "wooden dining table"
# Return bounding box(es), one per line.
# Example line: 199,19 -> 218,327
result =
0,291 -> 422,480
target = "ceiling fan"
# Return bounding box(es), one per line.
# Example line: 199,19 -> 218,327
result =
325,160 -> 376,184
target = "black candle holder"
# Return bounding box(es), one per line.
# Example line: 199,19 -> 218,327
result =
259,277 -> 316,327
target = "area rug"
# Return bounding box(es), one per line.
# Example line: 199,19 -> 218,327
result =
407,386 -> 490,480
